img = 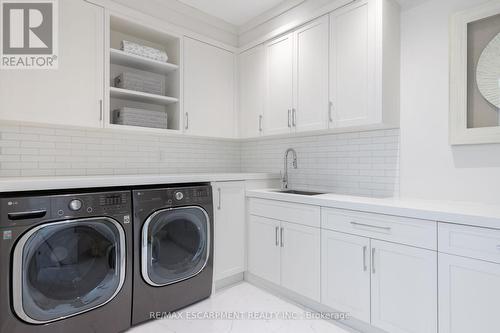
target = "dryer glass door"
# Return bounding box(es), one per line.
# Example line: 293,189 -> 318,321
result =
12,218 -> 126,324
142,206 -> 210,286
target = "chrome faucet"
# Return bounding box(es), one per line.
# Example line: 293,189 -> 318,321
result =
282,148 -> 298,190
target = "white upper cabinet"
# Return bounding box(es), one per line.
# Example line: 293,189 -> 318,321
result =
330,1 -> 374,128
183,37 -> 236,138
264,34 -> 294,136
239,45 -> 265,138
329,0 -> 400,129
293,16 -> 330,133
0,0 -> 104,127
371,240 -> 437,333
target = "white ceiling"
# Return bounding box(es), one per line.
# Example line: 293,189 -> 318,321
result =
177,0 -> 288,26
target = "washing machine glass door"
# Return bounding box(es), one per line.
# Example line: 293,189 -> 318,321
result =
142,206 -> 210,286
12,217 -> 126,324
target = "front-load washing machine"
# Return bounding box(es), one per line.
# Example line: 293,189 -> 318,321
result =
0,190 -> 132,333
132,184 -> 213,325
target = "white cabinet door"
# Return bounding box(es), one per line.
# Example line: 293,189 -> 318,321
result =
239,45 -> 265,138
293,16 -> 329,133
329,0 -> 376,128
371,240 -> 437,333
0,0 -> 104,127
247,215 -> 281,285
213,181 -> 246,281
439,253 -> 500,333
321,230 -> 371,322
183,37 -> 236,138
265,34 -> 293,135
280,221 -> 321,301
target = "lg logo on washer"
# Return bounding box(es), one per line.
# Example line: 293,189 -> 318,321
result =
1,0 -> 58,69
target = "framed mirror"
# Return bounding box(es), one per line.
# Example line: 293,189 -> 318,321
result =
450,1 -> 500,144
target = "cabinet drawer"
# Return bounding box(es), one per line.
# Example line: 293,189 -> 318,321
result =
248,198 -> 320,228
321,207 -> 437,250
438,223 -> 500,263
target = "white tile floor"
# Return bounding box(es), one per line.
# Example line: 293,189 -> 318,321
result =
129,282 -> 352,333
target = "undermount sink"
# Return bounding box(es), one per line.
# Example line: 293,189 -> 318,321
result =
272,189 -> 326,196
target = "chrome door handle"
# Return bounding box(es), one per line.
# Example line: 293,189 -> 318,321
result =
292,108 -> 296,127
217,188 -> 221,210
259,115 -> 263,132
275,226 -> 279,246
350,221 -> 391,232
280,227 -> 284,247
363,246 -> 367,272
372,248 -> 376,274
185,112 -> 189,130
288,109 -> 291,128
328,101 -> 333,123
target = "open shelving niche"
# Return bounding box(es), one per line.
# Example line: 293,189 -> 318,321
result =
107,14 -> 181,132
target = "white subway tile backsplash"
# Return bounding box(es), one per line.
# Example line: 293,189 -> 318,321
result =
0,123 -> 241,177
0,123 -> 399,197
241,129 -> 400,198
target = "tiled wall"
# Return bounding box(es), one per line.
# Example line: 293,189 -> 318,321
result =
0,123 -> 240,177
0,123 -> 400,198
241,129 -> 400,198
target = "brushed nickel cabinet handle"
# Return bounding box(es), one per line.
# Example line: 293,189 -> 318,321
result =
259,115 -> 263,132
275,226 -> 279,246
99,99 -> 103,121
363,246 -> 368,272
288,109 -> 291,128
217,188 -> 221,210
372,248 -> 376,274
185,112 -> 189,130
292,108 -> 297,127
350,221 -> 391,232
280,227 -> 284,248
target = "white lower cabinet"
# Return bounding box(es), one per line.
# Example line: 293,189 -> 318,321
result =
213,181 -> 246,281
247,215 -> 281,285
371,240 -> 437,333
439,253 -> 500,333
280,221 -> 321,301
321,230 -> 371,322
247,210 -> 320,302
321,230 -> 437,333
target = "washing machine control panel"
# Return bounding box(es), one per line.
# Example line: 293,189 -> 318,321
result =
52,192 -> 130,219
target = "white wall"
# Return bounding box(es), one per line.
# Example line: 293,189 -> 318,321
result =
400,0 -> 500,204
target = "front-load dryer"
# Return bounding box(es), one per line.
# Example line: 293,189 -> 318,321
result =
132,184 -> 213,325
0,190 -> 132,333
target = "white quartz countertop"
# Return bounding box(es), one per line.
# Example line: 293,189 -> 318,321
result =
0,173 -> 279,193
247,189 -> 500,230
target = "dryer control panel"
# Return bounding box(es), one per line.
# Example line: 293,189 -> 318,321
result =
1,191 -> 131,227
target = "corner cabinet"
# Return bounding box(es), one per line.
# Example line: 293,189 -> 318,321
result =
183,37 -> 236,138
241,0 -> 400,138
0,0 -> 104,127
